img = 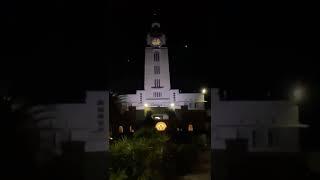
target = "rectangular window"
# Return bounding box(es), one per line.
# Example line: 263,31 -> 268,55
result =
97,100 -> 104,105
97,114 -> 104,119
154,66 -> 160,74
154,79 -> 160,88
153,92 -> 162,97
97,107 -> 104,112
154,51 -> 159,62
97,120 -> 104,126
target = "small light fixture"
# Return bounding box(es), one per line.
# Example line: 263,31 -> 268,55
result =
155,116 -> 161,120
201,88 -> 207,94
155,122 -> 167,131
170,103 -> 175,107
144,103 -> 149,107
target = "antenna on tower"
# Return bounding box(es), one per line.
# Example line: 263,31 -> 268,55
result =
151,9 -> 161,23
152,9 -> 160,17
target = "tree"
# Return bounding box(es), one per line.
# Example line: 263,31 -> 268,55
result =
1,95 -> 54,179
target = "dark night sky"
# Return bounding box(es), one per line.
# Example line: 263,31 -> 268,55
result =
1,2 -> 319,109
1,0 -> 318,90
0,0 -> 320,149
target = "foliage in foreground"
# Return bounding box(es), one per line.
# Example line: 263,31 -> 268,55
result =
110,128 -> 169,180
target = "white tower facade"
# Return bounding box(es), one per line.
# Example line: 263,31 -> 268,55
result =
122,22 -> 205,110
145,23 -> 171,91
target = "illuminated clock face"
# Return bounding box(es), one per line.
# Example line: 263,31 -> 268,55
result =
151,38 -> 161,46
155,121 -> 167,131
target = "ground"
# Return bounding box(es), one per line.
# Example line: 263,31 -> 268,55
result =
181,148 -> 211,180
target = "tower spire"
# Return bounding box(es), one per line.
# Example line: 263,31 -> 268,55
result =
151,9 -> 160,23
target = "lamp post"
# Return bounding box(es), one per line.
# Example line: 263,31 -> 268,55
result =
291,85 -> 308,150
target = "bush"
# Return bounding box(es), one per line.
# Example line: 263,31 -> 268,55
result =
110,170 -> 128,180
110,128 -> 201,179
110,128 -> 169,180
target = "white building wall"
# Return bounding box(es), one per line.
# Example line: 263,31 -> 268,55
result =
211,88 -> 303,152
122,89 -> 205,110
41,91 -> 110,152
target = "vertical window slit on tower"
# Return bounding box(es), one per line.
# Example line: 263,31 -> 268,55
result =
154,79 -> 160,87
154,66 -> 160,74
154,51 -> 159,62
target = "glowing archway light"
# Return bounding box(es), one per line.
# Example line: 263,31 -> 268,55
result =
170,103 -> 175,107
155,122 -> 167,131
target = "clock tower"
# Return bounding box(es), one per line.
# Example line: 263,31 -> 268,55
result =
121,21 -> 205,110
143,22 -> 172,107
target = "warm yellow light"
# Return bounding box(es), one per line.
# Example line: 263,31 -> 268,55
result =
155,122 -> 167,131
170,103 -> 175,107
151,38 -> 161,46
201,88 -> 207,94
118,126 -> 124,134
144,103 -> 149,107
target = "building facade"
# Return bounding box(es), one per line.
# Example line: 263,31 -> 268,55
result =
39,91 -> 110,152
211,88 -> 307,152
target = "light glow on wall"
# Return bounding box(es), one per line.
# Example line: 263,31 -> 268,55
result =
293,86 -> 305,103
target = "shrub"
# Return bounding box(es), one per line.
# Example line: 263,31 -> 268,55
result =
110,128 -> 168,180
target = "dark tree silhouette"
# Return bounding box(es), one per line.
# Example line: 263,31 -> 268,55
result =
1,95 -> 54,179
